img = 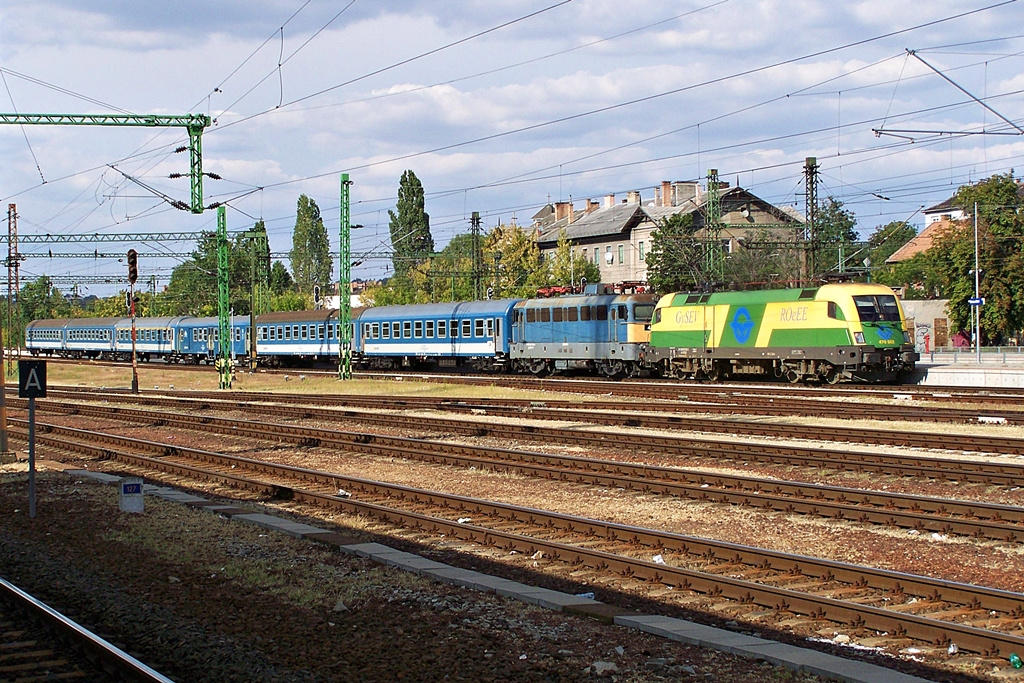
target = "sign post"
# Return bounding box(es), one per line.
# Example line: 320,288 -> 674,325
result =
18,360 -> 46,519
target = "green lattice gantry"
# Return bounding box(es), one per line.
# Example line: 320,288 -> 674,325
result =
0,113 -> 212,213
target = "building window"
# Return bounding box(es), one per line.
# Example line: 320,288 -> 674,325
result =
639,241 -> 645,261
618,244 -> 624,263
594,248 -> 599,264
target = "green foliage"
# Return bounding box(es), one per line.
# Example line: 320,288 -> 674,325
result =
289,195 -> 331,292
161,232 -> 254,316
269,261 -> 293,295
267,290 -> 310,311
483,223 -> 548,298
428,233 -> 477,301
865,220 -> 916,267
812,197 -> 858,276
19,276 -> 71,322
549,229 -> 600,288
388,170 -> 434,279
646,213 -> 701,294
723,229 -> 802,289
926,173 -> 1024,341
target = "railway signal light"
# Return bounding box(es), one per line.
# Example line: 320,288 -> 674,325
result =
313,284 -> 321,304
127,249 -> 138,284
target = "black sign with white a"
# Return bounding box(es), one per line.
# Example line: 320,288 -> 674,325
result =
18,360 -> 47,398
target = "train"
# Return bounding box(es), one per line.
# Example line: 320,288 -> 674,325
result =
25,282 -> 919,383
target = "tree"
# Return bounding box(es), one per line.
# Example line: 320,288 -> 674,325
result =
289,195 -> 331,292
646,213 -> 702,294
865,221 -> 916,268
723,229 -> 802,289
549,229 -> 599,289
926,173 -> 1024,342
812,197 -> 858,277
269,261 -> 294,295
18,277 -> 71,325
483,223 -> 548,298
161,232 -> 252,316
388,170 -> 434,279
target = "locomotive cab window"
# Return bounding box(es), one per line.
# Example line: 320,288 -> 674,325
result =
580,306 -> 591,321
540,308 -> 550,323
853,295 -> 901,323
567,307 -> 578,322
552,308 -> 563,323
526,309 -> 536,323
633,304 -> 654,322
595,305 -> 608,321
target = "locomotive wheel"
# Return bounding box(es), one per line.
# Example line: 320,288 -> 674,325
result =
599,360 -> 625,378
820,364 -> 842,384
526,360 -> 550,376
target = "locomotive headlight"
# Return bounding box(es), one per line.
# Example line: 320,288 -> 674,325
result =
854,332 -> 865,344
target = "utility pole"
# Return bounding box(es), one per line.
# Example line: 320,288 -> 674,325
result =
216,207 -> 231,389
5,203 -> 19,376
338,174 -> 353,380
704,169 -> 723,290
803,157 -> 819,285
471,211 -> 482,300
0,114 -> 212,213
240,224 -> 269,369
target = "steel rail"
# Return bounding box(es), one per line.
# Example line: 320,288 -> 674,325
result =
19,420 -> 1024,657
25,394 -> 1024,484
0,575 -> 175,683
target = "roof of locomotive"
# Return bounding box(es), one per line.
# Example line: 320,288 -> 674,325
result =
656,283 -> 900,308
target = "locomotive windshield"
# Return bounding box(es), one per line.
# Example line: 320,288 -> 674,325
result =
853,295 -> 901,323
633,304 -> 655,322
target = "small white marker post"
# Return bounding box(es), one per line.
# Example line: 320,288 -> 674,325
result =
18,360 -> 46,519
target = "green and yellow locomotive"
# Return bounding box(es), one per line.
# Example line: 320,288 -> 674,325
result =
646,283 -> 918,383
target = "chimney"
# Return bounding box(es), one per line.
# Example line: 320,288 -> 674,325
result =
554,201 -> 570,221
627,190 -> 641,204
568,201 -> 575,223
672,182 -> 698,206
603,194 -> 615,208
661,181 -> 672,207
586,199 -> 598,213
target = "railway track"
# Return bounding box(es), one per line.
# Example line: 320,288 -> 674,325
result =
32,389 -> 1024,464
33,355 -> 1024,405
18,398 -> 1024,539
17,417 -> 1024,661
0,575 -> 172,683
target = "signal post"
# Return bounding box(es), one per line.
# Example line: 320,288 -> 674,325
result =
127,249 -> 139,394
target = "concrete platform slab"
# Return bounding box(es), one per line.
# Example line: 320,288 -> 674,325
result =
741,642 -> 931,683
231,513 -> 327,538
341,542 -> 400,559
65,470 -> 122,484
420,566 -> 492,591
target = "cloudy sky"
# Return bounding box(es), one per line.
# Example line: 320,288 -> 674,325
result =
1,0 -> 1022,294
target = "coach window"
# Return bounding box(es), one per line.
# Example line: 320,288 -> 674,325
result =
450,320 -> 459,338
300,325 -> 308,339
540,308 -> 550,323
552,308 -> 563,323
484,318 -> 493,338
494,318 -> 502,339
618,244 -> 624,263
367,323 -> 376,339
461,320 -> 472,338
426,320 -> 434,338
380,322 -> 390,339
293,325 -> 299,339
474,319 -> 484,337
567,307 -> 578,322
284,326 -> 291,340
391,321 -> 400,338
438,320 -> 447,338
235,328 -> 242,342
363,323 -> 370,338
414,321 -> 423,338
403,321 -> 412,338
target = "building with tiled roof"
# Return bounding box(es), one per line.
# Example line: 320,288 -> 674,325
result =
532,180 -> 803,284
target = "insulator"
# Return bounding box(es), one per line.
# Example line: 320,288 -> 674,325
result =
173,146 -> 187,154
171,200 -> 188,211
205,172 -> 222,180
168,173 -> 183,179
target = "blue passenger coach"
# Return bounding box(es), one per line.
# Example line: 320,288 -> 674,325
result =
354,299 -> 518,371
255,309 -> 340,364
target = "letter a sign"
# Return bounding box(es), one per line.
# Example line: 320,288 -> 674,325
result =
18,360 -> 47,398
